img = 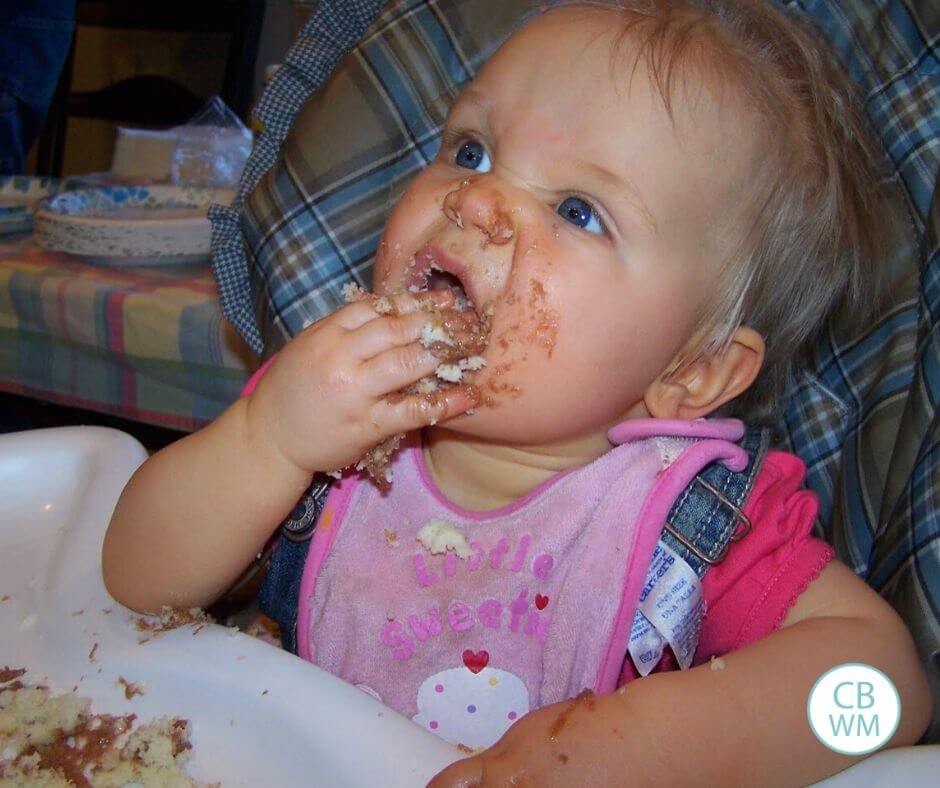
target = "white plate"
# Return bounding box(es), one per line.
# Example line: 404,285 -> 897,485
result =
33,185 -> 234,265
0,426 -> 460,786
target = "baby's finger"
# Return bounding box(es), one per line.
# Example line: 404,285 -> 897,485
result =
390,287 -> 456,315
360,342 -> 441,397
336,288 -> 454,331
427,755 -> 483,788
348,308 -> 439,361
375,384 -> 479,434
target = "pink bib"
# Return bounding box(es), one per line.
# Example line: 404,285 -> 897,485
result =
296,419 -> 746,748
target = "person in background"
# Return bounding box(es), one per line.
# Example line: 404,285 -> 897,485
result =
0,0 -> 75,173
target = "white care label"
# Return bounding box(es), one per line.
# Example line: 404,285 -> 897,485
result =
628,540 -> 705,676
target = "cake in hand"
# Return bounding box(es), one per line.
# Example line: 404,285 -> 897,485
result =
341,278 -> 491,487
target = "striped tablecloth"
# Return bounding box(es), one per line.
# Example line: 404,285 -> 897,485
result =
0,238 -> 256,431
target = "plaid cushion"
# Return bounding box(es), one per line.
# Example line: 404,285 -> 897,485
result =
210,0 -> 940,734
774,1 -> 940,737
210,0 -> 532,354
209,0 -> 387,353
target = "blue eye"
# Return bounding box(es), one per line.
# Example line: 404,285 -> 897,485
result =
557,197 -> 604,234
455,140 -> 492,172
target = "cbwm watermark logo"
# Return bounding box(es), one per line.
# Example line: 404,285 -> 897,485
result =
807,663 -> 901,755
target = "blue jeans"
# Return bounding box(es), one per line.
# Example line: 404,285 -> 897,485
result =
0,0 -> 75,173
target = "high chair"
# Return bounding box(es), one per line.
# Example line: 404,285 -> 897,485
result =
213,2 -> 939,746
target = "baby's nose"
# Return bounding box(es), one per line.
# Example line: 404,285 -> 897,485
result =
442,179 -> 515,245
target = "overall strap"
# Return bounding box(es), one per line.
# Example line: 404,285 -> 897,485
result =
258,476 -> 330,653
661,427 -> 770,578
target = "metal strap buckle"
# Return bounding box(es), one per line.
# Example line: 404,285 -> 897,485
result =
281,477 -> 331,543
663,475 -> 752,566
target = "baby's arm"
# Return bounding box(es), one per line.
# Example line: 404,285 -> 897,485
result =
431,561 -> 932,786
102,290 -> 476,614
102,397 -> 311,613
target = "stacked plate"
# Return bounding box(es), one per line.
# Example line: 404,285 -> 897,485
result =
33,184 -> 235,266
0,175 -> 72,236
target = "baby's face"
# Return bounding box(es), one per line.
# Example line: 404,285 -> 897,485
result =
375,7 -> 755,445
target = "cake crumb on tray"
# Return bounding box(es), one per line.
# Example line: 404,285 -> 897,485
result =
1,668 -> 216,787
133,606 -> 213,644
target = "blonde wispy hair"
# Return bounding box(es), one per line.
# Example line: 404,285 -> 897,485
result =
539,0 -> 897,424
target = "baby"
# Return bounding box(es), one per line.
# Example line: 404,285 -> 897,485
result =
103,1 -> 932,784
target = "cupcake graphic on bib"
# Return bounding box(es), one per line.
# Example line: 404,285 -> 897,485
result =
412,653 -> 530,749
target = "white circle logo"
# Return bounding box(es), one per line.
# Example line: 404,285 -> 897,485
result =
807,663 -> 901,755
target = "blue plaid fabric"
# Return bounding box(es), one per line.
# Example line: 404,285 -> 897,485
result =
774,3 -> 940,731
210,0 -> 940,735
210,0 -> 530,354
209,0 -> 387,353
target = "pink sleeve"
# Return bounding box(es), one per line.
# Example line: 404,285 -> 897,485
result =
619,450 -> 834,684
694,450 -> 834,659
240,357 -> 276,397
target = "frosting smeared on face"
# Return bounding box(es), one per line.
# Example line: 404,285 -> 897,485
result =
374,6 -> 745,447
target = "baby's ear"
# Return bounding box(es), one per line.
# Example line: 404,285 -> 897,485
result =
644,327 -> 765,420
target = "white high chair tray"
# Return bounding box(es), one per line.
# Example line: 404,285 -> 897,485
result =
0,426 -> 459,786
1,426 -> 934,786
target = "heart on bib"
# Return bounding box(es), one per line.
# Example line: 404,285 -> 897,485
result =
462,649 -> 489,674
535,594 -> 549,610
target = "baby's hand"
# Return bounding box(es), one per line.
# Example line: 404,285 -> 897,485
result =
429,692 -> 635,787
245,290 -> 478,475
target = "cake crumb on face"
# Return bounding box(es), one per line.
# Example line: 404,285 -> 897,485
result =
710,656 -> 726,671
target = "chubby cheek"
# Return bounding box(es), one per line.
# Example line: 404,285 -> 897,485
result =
555,276 -> 694,414
471,239 -> 560,405
485,290 -> 558,399
462,253 -> 693,442
374,175 -> 448,295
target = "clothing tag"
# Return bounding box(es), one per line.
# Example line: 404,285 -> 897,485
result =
628,540 -> 705,675
628,609 -> 666,676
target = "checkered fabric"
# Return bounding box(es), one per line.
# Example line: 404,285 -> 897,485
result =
210,0 -> 940,732
211,0 -> 531,354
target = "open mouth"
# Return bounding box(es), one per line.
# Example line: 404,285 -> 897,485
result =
408,245 -> 477,314
425,268 -> 471,311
